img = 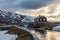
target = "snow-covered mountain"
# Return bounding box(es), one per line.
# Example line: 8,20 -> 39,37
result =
0,10 -> 34,26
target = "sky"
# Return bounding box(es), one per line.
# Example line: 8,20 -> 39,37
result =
0,0 -> 60,9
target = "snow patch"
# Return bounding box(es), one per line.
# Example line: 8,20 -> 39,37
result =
0,30 -> 17,40
53,25 -> 60,31
21,16 -> 34,23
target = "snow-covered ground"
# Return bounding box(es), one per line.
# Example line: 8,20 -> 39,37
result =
21,16 -> 34,23
53,25 -> 60,31
0,30 -> 17,40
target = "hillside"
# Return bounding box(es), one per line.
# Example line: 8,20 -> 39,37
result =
0,10 -> 34,26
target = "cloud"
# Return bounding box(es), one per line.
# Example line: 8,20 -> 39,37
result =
0,0 -> 60,9
15,0 -> 60,9
19,0 -> 55,9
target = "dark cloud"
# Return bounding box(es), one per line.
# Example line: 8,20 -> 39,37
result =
19,0 -> 59,9
0,0 -> 60,9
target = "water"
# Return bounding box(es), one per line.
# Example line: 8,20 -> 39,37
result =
0,25 -> 60,40
46,30 -> 60,40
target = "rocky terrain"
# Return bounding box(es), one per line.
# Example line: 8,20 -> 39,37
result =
0,25 -> 34,40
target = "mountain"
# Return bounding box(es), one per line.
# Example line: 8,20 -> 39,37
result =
0,10 -> 34,26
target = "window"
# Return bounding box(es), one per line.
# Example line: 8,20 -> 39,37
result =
43,19 -> 45,21
40,19 -> 42,21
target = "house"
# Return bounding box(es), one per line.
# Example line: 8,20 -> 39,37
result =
35,15 -> 47,22
28,15 -> 48,28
